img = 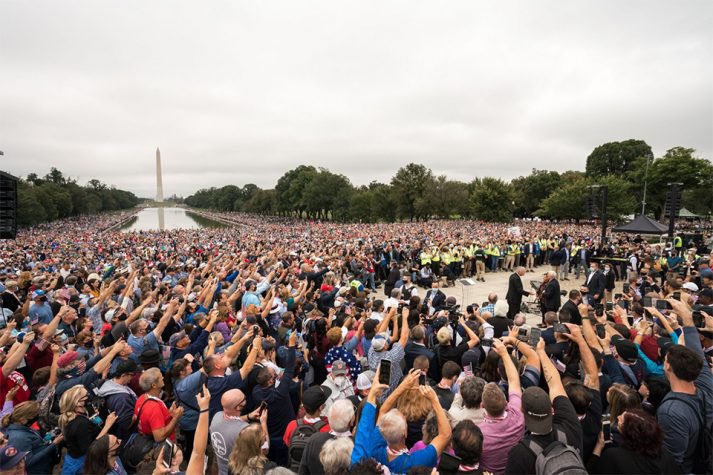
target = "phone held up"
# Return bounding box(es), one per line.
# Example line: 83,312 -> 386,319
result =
379,360 -> 392,385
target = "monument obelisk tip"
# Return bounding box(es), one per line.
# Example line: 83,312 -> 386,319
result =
155,148 -> 164,203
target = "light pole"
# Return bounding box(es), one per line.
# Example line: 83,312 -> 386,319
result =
587,185 -> 609,246
641,155 -> 651,215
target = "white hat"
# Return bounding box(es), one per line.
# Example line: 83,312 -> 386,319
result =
356,371 -> 374,391
87,273 -> 101,282
683,282 -> 699,292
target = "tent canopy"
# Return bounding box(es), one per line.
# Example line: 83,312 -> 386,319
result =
612,215 -> 668,234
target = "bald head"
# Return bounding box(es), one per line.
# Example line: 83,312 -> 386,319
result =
221,389 -> 245,416
487,293 -> 497,304
516,267 -> 526,276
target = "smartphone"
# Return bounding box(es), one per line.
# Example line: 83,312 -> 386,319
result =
16,332 -> 26,344
673,291 -> 681,301
162,440 -> 174,469
379,360 -> 392,384
595,324 -> 606,339
606,302 -> 613,311
528,327 -> 542,347
656,300 -> 671,311
693,311 -> 706,328
480,338 -> 493,347
517,327 -> 529,342
602,419 -> 612,441
643,297 -> 653,307
252,325 -> 259,336
623,283 -> 630,294
258,401 -> 268,415
553,323 -> 570,334
418,373 -> 426,386
595,305 -> 604,317
587,310 -> 595,320
614,293 -> 622,300
464,363 -> 473,378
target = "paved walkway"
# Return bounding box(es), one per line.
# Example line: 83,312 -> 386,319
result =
371,267 -> 625,327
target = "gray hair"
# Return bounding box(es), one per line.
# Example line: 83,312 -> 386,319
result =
265,468 -> 296,475
378,409 -> 407,445
460,376 -> 486,409
328,399 -> 355,433
138,367 -> 162,392
319,437 -> 354,475
494,300 -> 509,318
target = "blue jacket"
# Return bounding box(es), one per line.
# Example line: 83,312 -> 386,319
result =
96,379 -> 137,441
174,370 -> 204,431
2,423 -> 59,475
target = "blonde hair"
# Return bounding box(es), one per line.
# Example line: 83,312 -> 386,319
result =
228,424 -> 266,474
58,385 -> 87,433
395,387 -> 432,422
1,401 -> 39,428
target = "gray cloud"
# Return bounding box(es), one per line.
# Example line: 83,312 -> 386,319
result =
1,0 -> 711,198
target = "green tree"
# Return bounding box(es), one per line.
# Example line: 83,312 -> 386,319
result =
511,169 -> 561,217
390,163 -> 433,221
275,165 -> 318,217
16,183 -> 46,226
469,177 -> 514,222
636,147 -> 713,219
537,176 -> 634,221
585,139 -> 653,177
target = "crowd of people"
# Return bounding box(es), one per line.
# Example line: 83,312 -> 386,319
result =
0,211 -> 711,475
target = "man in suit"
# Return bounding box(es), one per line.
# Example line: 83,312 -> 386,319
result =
540,271 -> 561,324
582,260 -> 605,305
404,325 -> 437,381
506,267 -> 530,318
424,281 -> 447,314
523,241 -> 536,272
559,289 -> 584,325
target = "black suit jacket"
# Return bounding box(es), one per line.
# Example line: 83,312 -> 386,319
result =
404,341 -> 437,381
560,299 -> 583,325
584,270 -> 605,303
542,279 -> 561,312
506,273 -> 528,304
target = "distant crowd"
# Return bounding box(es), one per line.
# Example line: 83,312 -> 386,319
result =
0,212 -> 711,475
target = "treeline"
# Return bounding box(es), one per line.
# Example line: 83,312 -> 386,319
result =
187,141 -> 712,223
17,168 -> 140,227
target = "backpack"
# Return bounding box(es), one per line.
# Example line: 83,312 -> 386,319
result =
522,429 -> 587,475
663,395 -> 713,475
287,418 -> 328,472
37,385 -> 58,432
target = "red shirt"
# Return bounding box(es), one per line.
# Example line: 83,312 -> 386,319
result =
0,370 -> 30,406
282,417 -> 330,447
134,394 -> 175,441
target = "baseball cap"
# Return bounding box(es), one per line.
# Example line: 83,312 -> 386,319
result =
0,446 -> 29,470
356,371 -> 374,391
331,360 -> 348,377
302,386 -> 332,413
701,268 -> 713,279
32,290 -> 46,300
612,335 -> 638,364
87,273 -> 101,282
371,334 -> 389,352
522,387 -> 553,434
57,351 -> 81,369
682,282 -> 699,292
168,330 -> 187,347
114,359 -> 139,377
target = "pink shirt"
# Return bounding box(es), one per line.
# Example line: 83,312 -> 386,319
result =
477,392 -> 525,475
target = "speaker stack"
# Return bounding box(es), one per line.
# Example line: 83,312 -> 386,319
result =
0,171 -> 18,240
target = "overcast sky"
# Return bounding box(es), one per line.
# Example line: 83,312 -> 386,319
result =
1,1 -> 711,198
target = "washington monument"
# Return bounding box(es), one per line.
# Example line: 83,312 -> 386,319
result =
155,147 -> 164,202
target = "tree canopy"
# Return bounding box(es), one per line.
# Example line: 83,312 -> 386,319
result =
181,142 -> 711,223
17,168 -> 139,227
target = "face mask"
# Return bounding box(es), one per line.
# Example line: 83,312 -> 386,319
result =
334,376 -> 348,387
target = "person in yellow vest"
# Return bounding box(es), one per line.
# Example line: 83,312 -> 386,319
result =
504,241 -> 516,271
514,240 -> 523,268
420,249 -> 431,267
431,246 -> 441,276
674,235 -> 683,252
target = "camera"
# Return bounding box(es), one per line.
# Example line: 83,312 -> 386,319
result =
444,304 -> 461,325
